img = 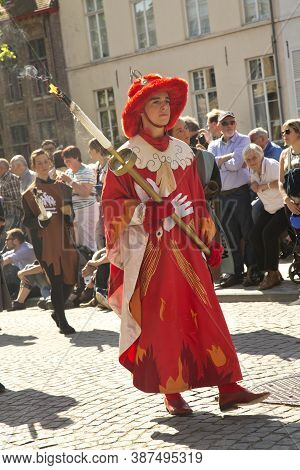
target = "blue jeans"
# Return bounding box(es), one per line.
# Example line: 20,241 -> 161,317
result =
23,272 -> 51,299
219,186 -> 256,276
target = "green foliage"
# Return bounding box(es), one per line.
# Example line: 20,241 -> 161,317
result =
0,1 -> 16,61
0,43 -> 16,61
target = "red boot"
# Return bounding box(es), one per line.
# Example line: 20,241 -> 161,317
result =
218,383 -> 270,412
164,394 -> 193,416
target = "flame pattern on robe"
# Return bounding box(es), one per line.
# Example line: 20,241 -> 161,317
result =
102,137 -> 242,393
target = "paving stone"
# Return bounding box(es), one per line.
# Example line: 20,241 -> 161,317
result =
1,301 -> 300,450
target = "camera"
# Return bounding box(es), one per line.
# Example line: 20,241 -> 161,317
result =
197,134 -> 207,146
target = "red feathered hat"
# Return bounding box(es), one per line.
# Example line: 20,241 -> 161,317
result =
122,73 -> 188,138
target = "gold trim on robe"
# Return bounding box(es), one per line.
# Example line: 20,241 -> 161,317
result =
169,239 -> 212,308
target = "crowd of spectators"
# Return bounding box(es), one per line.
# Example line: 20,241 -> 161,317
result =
0,138 -> 110,314
0,110 -> 300,316
170,110 -> 300,293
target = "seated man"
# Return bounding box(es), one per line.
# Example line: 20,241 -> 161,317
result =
11,262 -> 52,311
248,127 -> 282,162
1,228 -> 36,297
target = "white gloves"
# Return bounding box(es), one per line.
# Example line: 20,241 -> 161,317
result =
163,193 -> 194,232
134,180 -> 194,232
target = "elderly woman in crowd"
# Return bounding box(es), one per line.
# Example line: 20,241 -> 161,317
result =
244,144 -> 288,290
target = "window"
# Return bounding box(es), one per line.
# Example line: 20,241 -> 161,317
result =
186,0 -> 210,38
243,0 -> 270,23
38,120 -> 57,141
292,50 -> 300,118
6,67 -> 23,102
248,55 -> 280,140
28,38 -> 49,97
191,67 -> 218,127
96,88 -> 120,146
85,0 -> 109,60
10,125 -> 30,158
134,0 -> 157,49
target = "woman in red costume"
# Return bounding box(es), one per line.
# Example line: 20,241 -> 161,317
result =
102,73 -> 269,415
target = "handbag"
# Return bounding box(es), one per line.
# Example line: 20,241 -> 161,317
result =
283,168 -> 300,198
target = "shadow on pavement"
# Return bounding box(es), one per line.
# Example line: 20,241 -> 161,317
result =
0,333 -> 37,347
232,329 -> 300,361
69,329 -> 119,351
151,412 -> 300,449
0,388 -> 77,441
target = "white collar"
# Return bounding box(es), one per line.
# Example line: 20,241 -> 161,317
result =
120,135 -> 194,172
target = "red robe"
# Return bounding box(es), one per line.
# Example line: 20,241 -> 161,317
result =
102,136 -> 242,393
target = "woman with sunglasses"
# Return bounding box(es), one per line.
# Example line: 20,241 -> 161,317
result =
22,149 -> 78,335
279,119 -> 300,216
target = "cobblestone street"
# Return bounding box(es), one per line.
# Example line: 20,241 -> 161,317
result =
1,300 -> 300,450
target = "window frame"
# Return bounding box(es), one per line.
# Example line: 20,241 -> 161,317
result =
190,66 -> 218,128
242,0 -> 271,24
291,49 -> 300,118
38,119 -> 58,142
247,54 -> 281,141
185,0 -> 210,39
10,124 -> 30,158
28,38 -> 49,98
132,0 -> 157,50
5,66 -> 23,103
84,0 -> 109,61
95,87 -> 120,147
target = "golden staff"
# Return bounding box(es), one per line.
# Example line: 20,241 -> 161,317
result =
49,84 -> 210,256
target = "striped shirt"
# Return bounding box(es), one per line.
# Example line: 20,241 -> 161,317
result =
66,164 -> 96,210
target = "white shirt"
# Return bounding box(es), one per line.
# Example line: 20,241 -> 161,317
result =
250,158 -> 284,214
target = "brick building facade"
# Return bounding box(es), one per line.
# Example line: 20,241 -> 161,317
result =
0,0 -> 75,161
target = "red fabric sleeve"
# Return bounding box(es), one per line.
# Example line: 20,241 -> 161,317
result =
143,199 -> 174,233
102,168 -> 139,251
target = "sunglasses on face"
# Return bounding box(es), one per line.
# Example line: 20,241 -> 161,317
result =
221,120 -> 236,127
281,129 -> 291,136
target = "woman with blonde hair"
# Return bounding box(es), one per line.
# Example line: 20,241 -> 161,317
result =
279,119 -> 300,304
279,119 -> 300,215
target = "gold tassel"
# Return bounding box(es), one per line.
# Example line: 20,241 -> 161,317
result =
156,163 -> 177,197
